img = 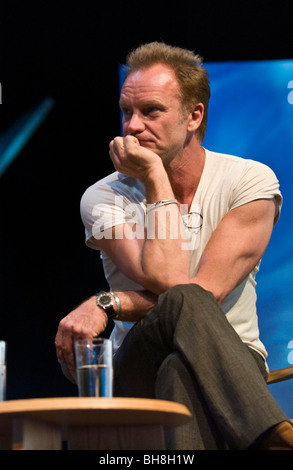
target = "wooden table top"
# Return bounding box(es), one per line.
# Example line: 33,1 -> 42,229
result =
0,397 -> 192,427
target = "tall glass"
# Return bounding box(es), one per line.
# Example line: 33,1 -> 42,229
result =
0,341 -> 6,401
74,338 -> 113,397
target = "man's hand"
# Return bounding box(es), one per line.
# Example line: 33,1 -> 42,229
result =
55,296 -> 108,373
109,135 -> 163,182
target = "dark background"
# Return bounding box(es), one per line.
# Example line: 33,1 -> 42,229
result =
0,0 -> 292,399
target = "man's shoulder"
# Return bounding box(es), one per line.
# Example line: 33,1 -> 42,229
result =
81,171 -> 145,205
205,148 -> 273,175
86,171 -> 120,190
206,148 -> 249,166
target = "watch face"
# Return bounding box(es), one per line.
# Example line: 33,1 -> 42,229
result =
98,294 -> 113,308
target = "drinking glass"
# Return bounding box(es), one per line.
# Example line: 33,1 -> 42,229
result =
74,338 -> 113,397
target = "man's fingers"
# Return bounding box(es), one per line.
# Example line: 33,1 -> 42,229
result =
55,297 -> 108,374
110,136 -> 140,161
124,135 -> 140,148
55,323 -> 74,369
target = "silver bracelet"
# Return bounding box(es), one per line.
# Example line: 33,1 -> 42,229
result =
147,199 -> 178,213
109,291 -> 121,317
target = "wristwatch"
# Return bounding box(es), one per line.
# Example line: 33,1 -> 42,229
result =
96,291 -> 119,320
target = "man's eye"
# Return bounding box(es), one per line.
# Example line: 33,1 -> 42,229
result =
144,107 -> 159,116
121,109 -> 133,121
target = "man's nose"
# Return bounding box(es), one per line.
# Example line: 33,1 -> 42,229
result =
126,113 -> 145,134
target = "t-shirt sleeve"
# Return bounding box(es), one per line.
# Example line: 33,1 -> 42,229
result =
80,179 -> 145,250
229,160 -> 282,224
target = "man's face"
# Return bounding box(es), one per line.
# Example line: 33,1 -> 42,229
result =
119,64 -> 192,163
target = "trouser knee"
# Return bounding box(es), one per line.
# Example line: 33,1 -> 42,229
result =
157,283 -> 218,325
159,283 -> 216,304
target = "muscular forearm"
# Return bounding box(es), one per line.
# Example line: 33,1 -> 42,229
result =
140,166 -> 191,293
109,135 -> 190,293
55,289 -> 157,376
114,289 -> 158,321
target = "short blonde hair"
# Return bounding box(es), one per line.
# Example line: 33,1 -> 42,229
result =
125,42 -> 210,142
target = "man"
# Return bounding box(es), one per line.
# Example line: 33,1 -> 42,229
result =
55,42 -> 293,449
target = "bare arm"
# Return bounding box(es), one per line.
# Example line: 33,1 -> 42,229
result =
106,135 -> 190,294
55,289 -> 157,372
191,198 -> 277,304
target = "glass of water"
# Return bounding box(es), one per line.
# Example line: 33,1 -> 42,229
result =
74,338 -> 113,397
0,341 -> 6,401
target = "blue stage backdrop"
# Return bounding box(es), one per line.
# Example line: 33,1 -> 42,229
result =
119,60 -> 293,417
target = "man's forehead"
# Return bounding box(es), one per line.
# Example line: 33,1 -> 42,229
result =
120,64 -> 179,100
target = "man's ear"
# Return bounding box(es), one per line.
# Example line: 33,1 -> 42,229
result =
187,103 -> 204,133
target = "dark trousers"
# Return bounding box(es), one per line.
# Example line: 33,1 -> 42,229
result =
113,284 -> 287,449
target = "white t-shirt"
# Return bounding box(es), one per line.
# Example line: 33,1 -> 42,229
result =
80,149 -> 282,358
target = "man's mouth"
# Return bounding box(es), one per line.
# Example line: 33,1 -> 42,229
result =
137,139 -> 153,146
